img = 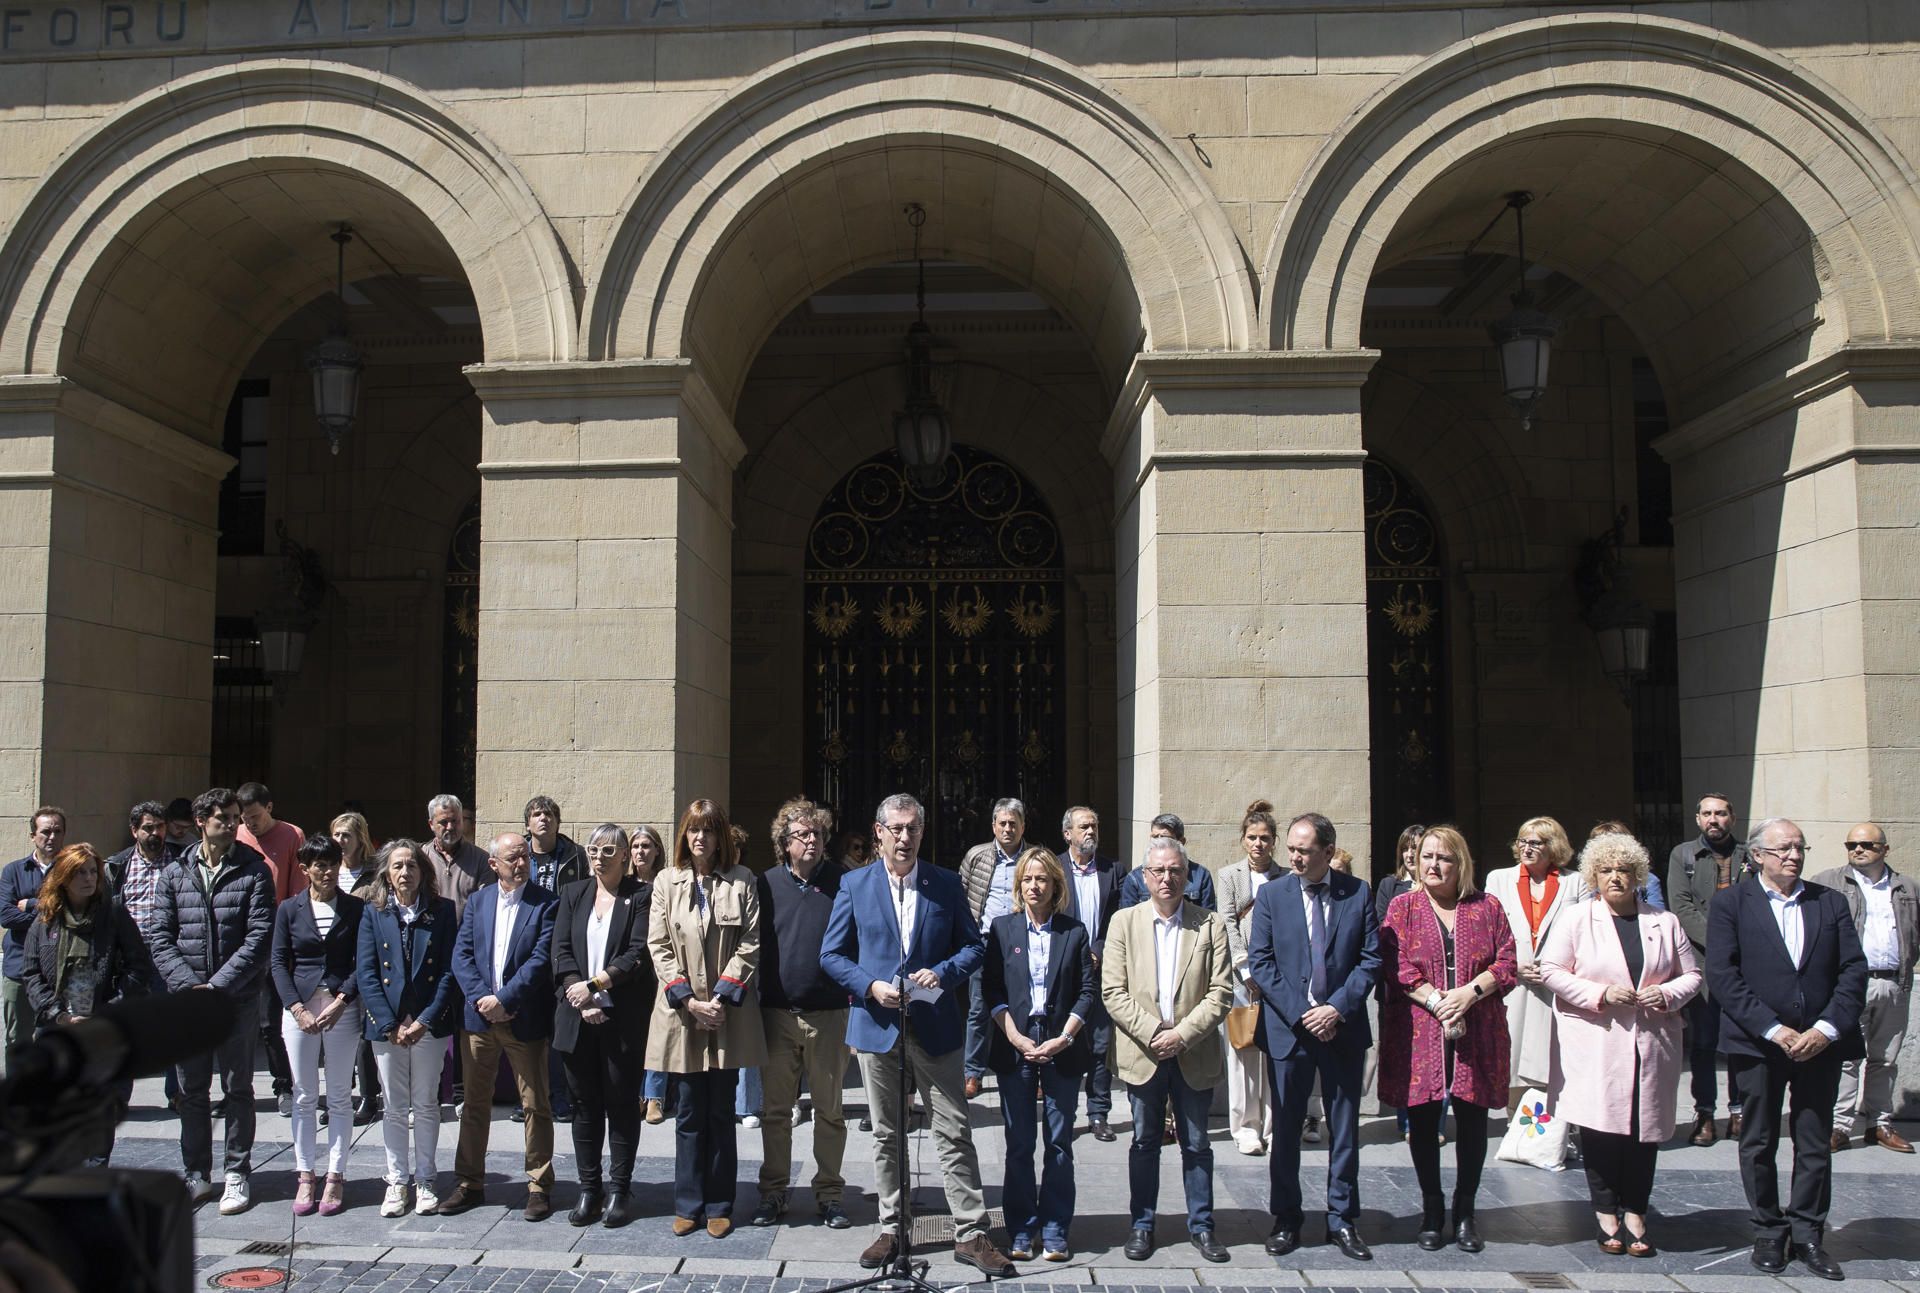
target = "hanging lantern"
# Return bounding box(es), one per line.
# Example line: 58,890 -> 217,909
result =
304,223 -> 363,455
892,203 -> 951,489
1486,192 -> 1558,430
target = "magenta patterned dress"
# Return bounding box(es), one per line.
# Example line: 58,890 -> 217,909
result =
1376,889 -> 1520,1109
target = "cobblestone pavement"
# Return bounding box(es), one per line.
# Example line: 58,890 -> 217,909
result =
110,1072 -> 1920,1291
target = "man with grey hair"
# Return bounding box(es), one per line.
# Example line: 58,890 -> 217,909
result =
1709,816 -> 1866,1281
424,794 -> 490,922
955,796 -> 1028,1097
1059,805 -> 1124,1140
821,794 -> 1012,1277
1812,823 -> 1918,1154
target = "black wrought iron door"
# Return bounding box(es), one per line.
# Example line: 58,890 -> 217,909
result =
1365,459 -> 1449,870
805,446 -> 1066,867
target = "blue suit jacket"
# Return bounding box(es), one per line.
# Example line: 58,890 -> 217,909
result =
821,859 -> 983,1056
1117,858 -> 1216,913
1247,868 -> 1380,1059
453,881 -> 558,1041
1707,876 -> 1867,1062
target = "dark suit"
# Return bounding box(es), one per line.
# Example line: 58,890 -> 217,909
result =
1061,852 -> 1125,1121
821,859 -> 992,1240
1246,868 -> 1380,1232
451,881 -> 559,1195
983,910 -> 1094,1248
1707,877 -> 1868,1244
552,876 -> 653,1193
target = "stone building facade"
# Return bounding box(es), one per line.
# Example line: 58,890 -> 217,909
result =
0,0 -> 1914,901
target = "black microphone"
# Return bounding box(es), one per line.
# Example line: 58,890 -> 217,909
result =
0,990 -> 238,1105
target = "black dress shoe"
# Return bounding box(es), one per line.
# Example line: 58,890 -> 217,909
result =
603,1191 -> 634,1228
1751,1237 -> 1788,1273
1330,1226 -> 1373,1261
821,1201 -> 850,1229
1455,1218 -> 1483,1253
569,1189 -> 603,1227
1089,1119 -> 1115,1143
1417,1227 -> 1446,1251
1191,1230 -> 1230,1263
1124,1228 -> 1153,1261
1798,1241 -> 1845,1281
353,1098 -> 381,1127
510,1107 -> 526,1123
1264,1224 -> 1299,1256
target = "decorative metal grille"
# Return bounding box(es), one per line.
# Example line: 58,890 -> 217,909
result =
804,446 -> 1066,867
440,495 -> 480,808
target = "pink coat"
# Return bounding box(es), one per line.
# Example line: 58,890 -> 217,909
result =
1376,890 -> 1519,1109
1536,899 -> 1702,1142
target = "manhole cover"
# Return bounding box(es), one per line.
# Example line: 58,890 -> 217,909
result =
210,1268 -> 292,1289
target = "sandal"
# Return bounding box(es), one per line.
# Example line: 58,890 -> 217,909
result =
292,1171 -> 317,1216
1626,1231 -> 1656,1258
1597,1222 -> 1626,1255
319,1173 -> 346,1216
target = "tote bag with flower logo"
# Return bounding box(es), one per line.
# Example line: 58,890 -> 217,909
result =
1495,1086 -> 1570,1170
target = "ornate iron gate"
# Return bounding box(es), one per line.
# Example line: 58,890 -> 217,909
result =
440,495 -> 480,808
1365,459 -> 1450,870
804,446 -> 1066,867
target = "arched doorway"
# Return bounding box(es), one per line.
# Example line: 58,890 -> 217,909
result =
1364,459 -> 1448,866
804,445 -> 1067,866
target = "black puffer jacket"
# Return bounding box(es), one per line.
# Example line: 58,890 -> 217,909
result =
150,841 -> 276,994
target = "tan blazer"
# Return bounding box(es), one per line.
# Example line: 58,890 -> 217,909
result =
1101,900 -> 1234,1089
644,863 -> 768,1074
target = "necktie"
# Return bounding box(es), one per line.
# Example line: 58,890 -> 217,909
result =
1307,882 -> 1328,1004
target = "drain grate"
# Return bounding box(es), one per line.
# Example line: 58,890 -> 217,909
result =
1513,1273 -> 1574,1289
237,1241 -> 293,1257
909,1216 -> 956,1246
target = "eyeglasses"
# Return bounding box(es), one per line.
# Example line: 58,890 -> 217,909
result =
1845,841 -> 1885,853
788,828 -> 819,840
1518,838 -> 1549,851
1143,866 -> 1184,879
1755,843 -> 1809,857
585,846 -> 622,857
877,822 -> 920,837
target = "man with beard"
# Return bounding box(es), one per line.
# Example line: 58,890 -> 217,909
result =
1669,793 -> 1754,1145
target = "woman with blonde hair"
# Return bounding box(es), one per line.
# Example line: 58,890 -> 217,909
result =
647,799 -> 765,1237
331,811 -> 383,1125
1539,832 -> 1699,1255
1484,816 -> 1589,1108
1216,798 -> 1282,1155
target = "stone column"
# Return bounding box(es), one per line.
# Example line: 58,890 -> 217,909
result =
1104,351 -> 1377,873
465,360 -> 744,836
1659,346 -> 1920,852
0,376 -> 229,843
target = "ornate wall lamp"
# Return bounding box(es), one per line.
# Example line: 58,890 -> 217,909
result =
1575,508 -> 1653,702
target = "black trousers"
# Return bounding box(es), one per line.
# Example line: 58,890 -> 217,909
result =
564,1025 -> 643,1192
1728,1049 -> 1844,1244
177,991 -> 260,1178
1581,1127 -> 1659,1216
672,1069 -> 739,1219
1406,1100 -> 1489,1222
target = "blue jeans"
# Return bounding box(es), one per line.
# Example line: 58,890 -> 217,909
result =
735,1066 -> 762,1117
963,968 -> 992,1079
673,1069 -> 738,1219
998,1015 -> 1081,1247
644,1069 -> 667,1101
1126,1057 -> 1213,1234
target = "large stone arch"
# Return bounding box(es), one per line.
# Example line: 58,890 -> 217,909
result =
1264,14 -> 1920,417
584,31 -> 1257,413
0,59 -> 575,435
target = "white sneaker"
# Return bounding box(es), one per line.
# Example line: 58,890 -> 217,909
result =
184,1172 -> 219,1205
1303,1116 -> 1322,1144
741,1114 -> 762,1129
381,1181 -> 409,1217
218,1171 -> 252,1215
413,1183 -> 439,1215
1234,1128 -> 1265,1156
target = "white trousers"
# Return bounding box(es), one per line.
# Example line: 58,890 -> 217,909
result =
373,1037 -> 446,1186
1224,983 -> 1273,1141
281,997 -> 361,1174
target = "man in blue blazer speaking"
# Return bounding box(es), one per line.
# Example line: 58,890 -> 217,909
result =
1247,811 -> 1380,1262
821,793 -> 1013,1278
439,833 -> 559,1220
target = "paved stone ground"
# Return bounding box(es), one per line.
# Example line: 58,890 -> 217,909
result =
114,1069 -> 1920,1291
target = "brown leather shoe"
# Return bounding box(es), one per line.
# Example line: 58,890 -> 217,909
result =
954,1234 -> 1016,1277
1871,1125 -> 1916,1153
1689,1115 -> 1717,1147
706,1216 -> 733,1238
523,1190 -> 551,1221
1831,1128 -> 1851,1153
859,1231 -> 900,1269
671,1215 -> 700,1236
433,1183 -> 485,1215
1727,1113 -> 1743,1140
964,1076 -> 983,1099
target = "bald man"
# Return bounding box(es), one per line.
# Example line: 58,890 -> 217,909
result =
1811,823 -> 1918,1154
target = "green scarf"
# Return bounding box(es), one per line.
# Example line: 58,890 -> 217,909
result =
52,905 -> 97,1015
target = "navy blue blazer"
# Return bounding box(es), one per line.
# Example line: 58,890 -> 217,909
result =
821,859 -> 983,1056
1707,876 -> 1867,1062
1246,868 -> 1380,1058
271,890 -> 366,1009
356,895 -> 460,1041
452,881 -> 558,1040
1117,859 -> 1217,913
981,910 -> 1094,1077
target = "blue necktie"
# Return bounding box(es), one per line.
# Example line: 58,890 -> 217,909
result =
1307,882 -> 1328,1004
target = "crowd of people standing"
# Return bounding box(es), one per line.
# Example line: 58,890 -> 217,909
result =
0,786 -> 1909,1281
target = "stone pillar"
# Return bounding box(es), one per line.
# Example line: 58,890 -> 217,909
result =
0,377 -> 229,844
1659,346 -> 1920,851
1104,351 -> 1377,873
465,360 -> 744,837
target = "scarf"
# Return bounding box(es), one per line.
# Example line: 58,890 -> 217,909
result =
1516,869 -> 1559,948
53,904 -> 99,1016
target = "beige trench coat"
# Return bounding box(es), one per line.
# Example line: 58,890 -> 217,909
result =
644,862 -> 768,1074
